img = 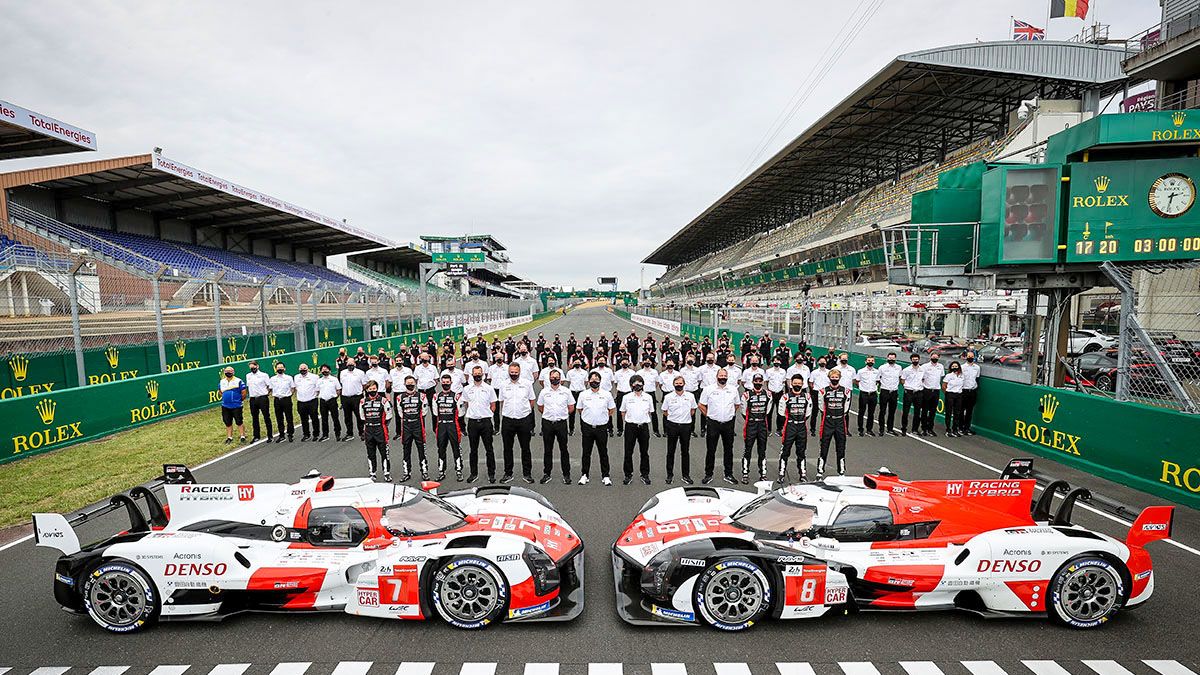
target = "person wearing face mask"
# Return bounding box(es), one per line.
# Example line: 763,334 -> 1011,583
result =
696,354 -> 720,437
613,360 -> 636,437
636,359 -> 662,438
591,356 -> 615,436
817,371 -> 850,479
625,331 -> 640,364
679,357 -> 701,437
539,358 -> 564,389
433,374 -> 464,481
698,368 -> 741,485
739,358 -> 764,393
773,341 -> 791,372
808,358 -> 831,436
413,354 -> 440,432
294,364 -> 320,442
461,365 -> 498,482
396,375 -> 429,481
499,363 -> 537,483
565,360 -> 589,436
661,375 -> 697,484
316,364 -> 342,442
537,369 -> 575,484
244,360 -> 272,442
358,380 -> 393,481
218,366 -> 248,445
364,357 -> 388,393
942,360 -> 966,437
514,347 -> 539,386
877,352 -> 902,435
921,353 -> 946,436
960,350 -> 981,436
854,357 -> 880,437
354,347 -> 370,373
741,373 -> 772,483
778,374 -> 811,481
785,353 -> 810,390
581,334 -> 594,366
765,359 -> 788,436
388,356 -> 414,398
335,348 -> 352,373
739,334 -> 757,362
899,354 -> 925,437
619,374 -> 654,485
441,357 -> 468,432
577,371 -> 616,486
269,363 -> 296,443
832,353 -> 856,393
487,354 -> 508,427
339,359 -> 366,441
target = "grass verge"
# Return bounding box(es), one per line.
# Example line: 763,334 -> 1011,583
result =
479,310 -> 565,342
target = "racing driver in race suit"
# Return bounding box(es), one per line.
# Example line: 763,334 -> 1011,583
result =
358,379 -> 394,481
396,374 -> 429,482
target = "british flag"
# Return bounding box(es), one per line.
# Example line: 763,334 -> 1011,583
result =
1012,18 -> 1046,40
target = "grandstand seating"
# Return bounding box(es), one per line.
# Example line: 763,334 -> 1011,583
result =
0,233 -> 70,271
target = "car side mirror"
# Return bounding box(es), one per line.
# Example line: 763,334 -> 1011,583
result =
363,535 -> 393,551
464,514 -> 480,524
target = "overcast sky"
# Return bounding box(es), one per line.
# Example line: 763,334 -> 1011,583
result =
2,1 -> 1160,290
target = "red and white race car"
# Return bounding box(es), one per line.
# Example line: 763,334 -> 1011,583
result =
612,458 -> 1173,631
34,465 -> 584,633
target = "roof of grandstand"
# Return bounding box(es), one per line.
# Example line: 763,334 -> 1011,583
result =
347,246 -> 432,268
0,100 -> 97,160
421,234 -> 507,251
0,152 -> 395,254
644,40 -> 1133,267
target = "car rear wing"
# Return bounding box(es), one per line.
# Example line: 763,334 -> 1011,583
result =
999,457 -> 1164,526
31,463 -> 191,555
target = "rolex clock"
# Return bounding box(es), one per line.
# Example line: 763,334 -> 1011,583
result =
1149,172 -> 1196,218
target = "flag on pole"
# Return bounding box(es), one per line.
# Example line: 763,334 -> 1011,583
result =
1050,0 -> 1090,19
1012,18 -> 1046,40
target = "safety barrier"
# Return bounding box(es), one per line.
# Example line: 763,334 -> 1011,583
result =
0,326 -> 463,465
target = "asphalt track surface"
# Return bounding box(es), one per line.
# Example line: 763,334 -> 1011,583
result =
2,305 -> 1197,673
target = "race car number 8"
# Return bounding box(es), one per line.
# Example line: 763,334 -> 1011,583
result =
800,577 -> 817,603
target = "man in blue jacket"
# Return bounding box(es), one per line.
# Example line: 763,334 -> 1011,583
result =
219,366 -> 248,445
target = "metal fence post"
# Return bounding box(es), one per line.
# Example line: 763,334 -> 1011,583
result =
214,279 -> 224,363
311,282 -> 321,348
295,282 -> 307,351
364,290 -> 373,339
260,281 -> 270,358
151,273 -> 167,374
67,261 -> 86,386
341,284 -> 349,339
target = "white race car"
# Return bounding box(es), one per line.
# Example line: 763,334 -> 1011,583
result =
613,458 -> 1174,631
34,465 -> 584,633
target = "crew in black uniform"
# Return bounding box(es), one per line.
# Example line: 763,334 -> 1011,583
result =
358,381 -> 393,481
817,371 -> 850,478
395,376 -> 428,481
433,374 -> 464,481
778,374 -> 811,481
741,374 -> 771,483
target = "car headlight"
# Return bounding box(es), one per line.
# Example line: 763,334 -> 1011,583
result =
639,548 -> 674,599
524,543 -> 560,595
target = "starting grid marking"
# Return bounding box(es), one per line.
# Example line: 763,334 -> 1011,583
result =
0,662 -> 1195,675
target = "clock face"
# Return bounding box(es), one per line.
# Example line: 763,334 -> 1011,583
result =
1149,173 -> 1196,218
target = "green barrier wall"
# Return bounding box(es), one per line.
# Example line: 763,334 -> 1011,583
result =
0,326 -> 463,465
668,321 -> 1200,509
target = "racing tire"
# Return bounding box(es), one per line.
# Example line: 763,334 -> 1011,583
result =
1047,555 -> 1128,629
694,557 -> 771,631
430,556 -> 509,629
81,559 -> 160,634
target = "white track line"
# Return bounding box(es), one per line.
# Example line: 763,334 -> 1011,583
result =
395,665 -> 436,675
1083,662 -> 1137,675
460,665 -> 497,675
588,665 -> 623,675
777,665 -> 818,675
715,665 -> 753,675
900,663 -> 946,675
147,667 -> 190,675
1144,661 -> 1198,675
206,666 -> 251,675
90,669 -> 131,675
524,665 -> 560,675
963,663 -> 1010,675
1023,662 -> 1074,675
29,669 -> 71,675
839,664 -> 883,675
267,664 -> 312,675
651,665 -> 688,675
331,664 -> 373,675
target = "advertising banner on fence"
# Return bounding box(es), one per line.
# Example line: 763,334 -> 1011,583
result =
463,312 -> 533,336
629,312 -> 682,336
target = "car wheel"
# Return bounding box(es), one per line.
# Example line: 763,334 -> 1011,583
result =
1048,556 -> 1128,629
431,556 -> 508,629
1096,374 -> 1114,392
82,560 -> 160,634
694,558 -> 771,631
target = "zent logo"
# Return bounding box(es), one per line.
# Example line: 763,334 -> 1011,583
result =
237,485 -> 254,501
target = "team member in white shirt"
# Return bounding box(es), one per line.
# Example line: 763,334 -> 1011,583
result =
942,360 -> 966,437
244,360 -> 273,441
537,371 -> 576,484
464,352 -> 488,382
339,362 -> 366,441
698,368 -> 741,485
877,352 -> 903,435
461,365 -> 498,483
487,354 -> 508,427
576,371 -> 616,486
724,360 -> 743,393
854,357 -> 880,437
538,359 -> 565,388
765,358 -> 788,436
294,363 -> 320,442
364,357 -> 389,394
900,354 -> 925,436
960,350 -> 981,436
388,359 -> 414,396
565,359 -> 589,437
920,353 -> 946,436
808,357 -> 831,436
680,356 -> 702,438
832,353 -> 856,392
514,347 -> 539,385
619,374 -> 655,485
661,374 -> 698,484
739,358 -> 765,391
316,363 -> 342,442
498,363 -> 537,483
613,359 -> 636,437
636,360 -> 663,438
269,363 -> 296,443
413,354 -> 440,432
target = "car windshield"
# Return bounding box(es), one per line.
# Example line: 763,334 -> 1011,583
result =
730,493 -> 817,535
382,493 -> 467,535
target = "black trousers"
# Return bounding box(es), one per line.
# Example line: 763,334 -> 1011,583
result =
400,423 -> 427,475
647,393 -> 660,434
541,418 -> 570,477
779,420 -> 808,477
878,389 -> 898,432
742,420 -> 768,476
623,422 -> 650,479
492,389 -> 502,426
319,397 -> 341,438
770,391 -> 784,433
567,391 -> 582,434
818,413 -> 848,475
580,422 -> 611,478
613,391 -> 627,433
900,389 -> 921,432
857,391 -> 878,433
273,397 -> 294,438
436,420 -> 463,472
421,388 -> 437,430
665,420 -> 691,478
961,388 -> 978,431
341,393 -> 363,436
922,388 -> 940,433
249,395 -> 273,439
809,389 -> 821,433
705,418 -> 735,478
364,430 -> 390,476
501,414 -> 534,476
466,417 -> 496,478
944,391 -> 963,433
297,399 -> 319,438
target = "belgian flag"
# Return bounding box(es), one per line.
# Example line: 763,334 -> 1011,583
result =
1050,0 -> 1089,19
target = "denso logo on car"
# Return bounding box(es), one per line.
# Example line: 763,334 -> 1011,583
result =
163,563 -> 227,576
976,559 -> 1042,573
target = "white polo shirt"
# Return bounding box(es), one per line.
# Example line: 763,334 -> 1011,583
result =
698,363 -> 719,388
576,388 -> 616,425
809,367 -> 831,390
614,368 -> 636,393
878,363 -> 902,391
962,362 -> 981,390
317,374 -> 341,401
441,367 -> 467,393
699,384 -> 740,422
619,391 -> 655,424
832,363 -> 856,391
389,366 -> 413,392
593,366 -> 614,392
245,370 -> 271,397
461,383 -> 498,420
765,367 -> 788,393
566,368 -> 588,392
499,380 -> 536,419
855,366 -> 880,394
944,372 -> 965,394
294,372 -> 320,402
539,366 -> 565,388
488,362 -> 508,388
537,385 -> 574,422
365,366 -> 389,392
901,364 -> 925,392
739,366 -> 765,389
514,355 -> 538,383
786,364 -> 810,387
922,361 -> 946,390
680,365 -> 701,392
269,373 -> 295,398
339,368 -> 365,396
636,367 -> 661,394
661,390 -> 697,424
413,363 -> 439,390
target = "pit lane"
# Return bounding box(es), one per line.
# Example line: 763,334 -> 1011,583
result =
1,305 -> 1196,672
